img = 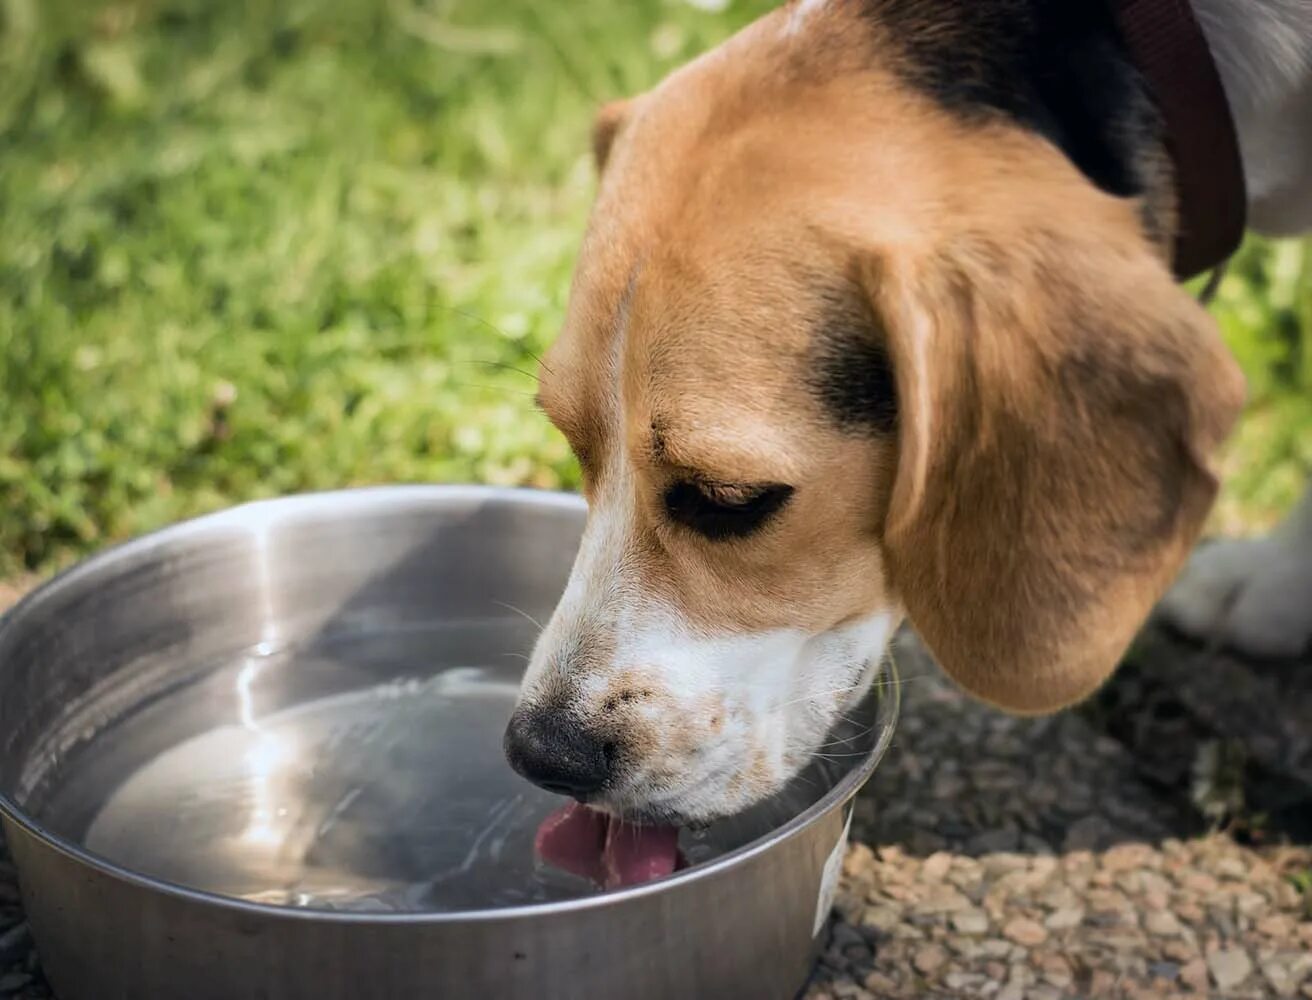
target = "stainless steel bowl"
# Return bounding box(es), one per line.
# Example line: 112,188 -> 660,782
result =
0,486 -> 897,1000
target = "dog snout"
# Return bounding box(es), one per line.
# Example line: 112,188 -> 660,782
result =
503,707 -> 614,798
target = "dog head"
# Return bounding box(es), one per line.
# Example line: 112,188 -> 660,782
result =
505,0 -> 1244,824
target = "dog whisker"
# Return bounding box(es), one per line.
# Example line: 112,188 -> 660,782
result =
869,670 -> 933,689
769,682 -> 872,712
438,305 -> 555,375
446,380 -> 540,399
461,359 -> 543,385
492,600 -> 546,631
805,748 -> 878,760
812,724 -> 876,750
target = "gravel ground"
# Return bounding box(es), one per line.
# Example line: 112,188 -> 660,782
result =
807,631 -> 1312,1000
1,580 -> 1308,999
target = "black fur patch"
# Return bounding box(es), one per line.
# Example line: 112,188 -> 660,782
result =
862,0 -> 1168,243
809,291 -> 899,433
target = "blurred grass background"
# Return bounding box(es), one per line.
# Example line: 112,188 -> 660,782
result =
1,0 -> 1308,577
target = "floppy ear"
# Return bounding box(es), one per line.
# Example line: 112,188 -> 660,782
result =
870,229 -> 1244,714
591,99 -> 631,172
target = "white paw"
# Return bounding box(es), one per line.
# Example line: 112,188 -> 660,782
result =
1158,500 -> 1312,659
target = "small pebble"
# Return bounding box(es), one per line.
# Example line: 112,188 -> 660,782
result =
1002,917 -> 1047,947
1148,960 -> 1181,981
1036,953 -> 1073,989
1179,871 -> 1218,894
980,939 -> 1012,959
1044,905 -> 1084,930
1260,956 -> 1296,994
861,971 -> 897,994
1087,968 -> 1119,997
944,971 -> 987,991
1162,940 -> 1199,962
1235,891 -> 1266,918
830,983 -> 870,1000
1180,959 -> 1210,993
1214,857 -> 1247,881
1145,910 -> 1182,937
919,852 -> 952,883
1174,902 -> 1205,925
912,944 -> 947,975
843,843 -> 875,876
1102,843 -> 1154,872
861,905 -> 901,933
1257,913 -> 1295,937
950,909 -> 990,935
831,924 -> 865,951
1208,947 -> 1253,990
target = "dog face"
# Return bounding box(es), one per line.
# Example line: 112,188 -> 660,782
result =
505,0 -> 1244,824
515,224 -> 903,823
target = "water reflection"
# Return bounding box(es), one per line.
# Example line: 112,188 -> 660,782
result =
27,623 -> 886,913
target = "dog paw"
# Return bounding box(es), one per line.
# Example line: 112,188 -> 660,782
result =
1158,497 -> 1312,659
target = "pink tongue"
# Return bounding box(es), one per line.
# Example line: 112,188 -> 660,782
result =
533,801 -> 608,876
600,817 -> 682,887
534,802 -> 682,889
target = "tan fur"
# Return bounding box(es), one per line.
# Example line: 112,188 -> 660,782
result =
537,1 -> 1243,721
872,187 -> 1244,712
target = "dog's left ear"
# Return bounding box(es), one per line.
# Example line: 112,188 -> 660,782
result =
869,222 -> 1245,714
591,99 -> 632,172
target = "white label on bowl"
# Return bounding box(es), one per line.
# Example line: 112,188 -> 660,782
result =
813,804 -> 853,938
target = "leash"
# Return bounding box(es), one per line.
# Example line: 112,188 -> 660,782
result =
1196,261 -> 1227,306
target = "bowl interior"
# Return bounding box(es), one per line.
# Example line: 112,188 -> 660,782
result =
0,488 -> 893,914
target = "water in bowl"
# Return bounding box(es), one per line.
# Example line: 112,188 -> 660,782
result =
24,620 -> 877,913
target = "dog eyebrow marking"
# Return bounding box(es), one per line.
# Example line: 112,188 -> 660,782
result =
643,408 -> 805,486
808,289 -> 898,433
649,418 -> 669,463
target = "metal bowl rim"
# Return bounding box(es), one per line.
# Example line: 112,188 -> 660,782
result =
0,484 -> 899,924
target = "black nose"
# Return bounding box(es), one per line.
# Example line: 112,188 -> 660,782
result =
504,708 -> 612,798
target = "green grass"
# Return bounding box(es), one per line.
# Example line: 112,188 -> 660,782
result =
1203,238 -> 1312,535
1,0 -> 1308,576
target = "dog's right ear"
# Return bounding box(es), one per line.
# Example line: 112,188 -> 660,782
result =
868,214 -> 1244,715
592,99 -> 632,172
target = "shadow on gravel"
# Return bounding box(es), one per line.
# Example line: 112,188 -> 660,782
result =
805,627 -> 1312,999
1088,622 -> 1312,846
850,627 -> 1312,859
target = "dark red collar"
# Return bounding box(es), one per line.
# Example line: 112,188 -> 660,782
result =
1110,0 -> 1247,279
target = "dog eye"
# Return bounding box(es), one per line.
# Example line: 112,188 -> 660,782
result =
663,480 -> 794,540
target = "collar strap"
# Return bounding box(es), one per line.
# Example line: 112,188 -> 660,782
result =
1110,0 -> 1247,279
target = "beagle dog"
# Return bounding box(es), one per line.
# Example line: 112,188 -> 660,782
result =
505,0 -> 1312,830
